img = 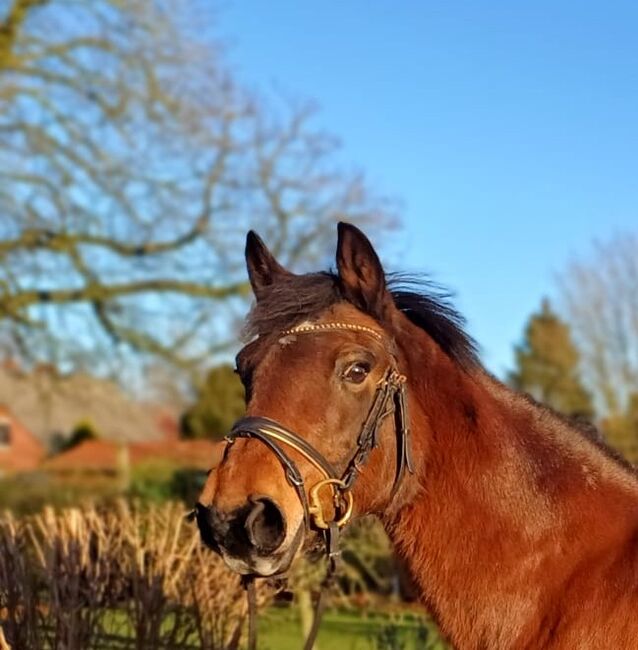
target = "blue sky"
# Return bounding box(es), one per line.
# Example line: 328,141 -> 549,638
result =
221,1 -> 638,377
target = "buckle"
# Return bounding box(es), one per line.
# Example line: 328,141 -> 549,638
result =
308,478 -> 354,530
389,371 -> 407,386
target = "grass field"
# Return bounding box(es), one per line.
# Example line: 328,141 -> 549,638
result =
259,607 -> 448,650
10,605 -> 448,649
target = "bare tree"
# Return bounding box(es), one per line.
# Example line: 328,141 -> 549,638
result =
0,0 -> 395,383
558,233 -> 638,416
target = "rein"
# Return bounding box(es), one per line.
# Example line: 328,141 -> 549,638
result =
225,322 -> 413,649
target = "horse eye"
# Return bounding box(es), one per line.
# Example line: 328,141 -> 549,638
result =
343,362 -> 371,384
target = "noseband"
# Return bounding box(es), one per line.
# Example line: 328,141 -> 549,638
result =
224,321 -> 414,650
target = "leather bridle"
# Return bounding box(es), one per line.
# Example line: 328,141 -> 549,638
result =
224,321 -> 414,650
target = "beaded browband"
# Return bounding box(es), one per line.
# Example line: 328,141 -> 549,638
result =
280,321 -> 384,341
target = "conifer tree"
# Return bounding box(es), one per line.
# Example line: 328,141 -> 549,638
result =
510,299 -> 594,419
602,393 -> 638,463
181,365 -> 245,440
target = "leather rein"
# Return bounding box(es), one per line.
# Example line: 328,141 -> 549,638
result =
224,322 -> 414,650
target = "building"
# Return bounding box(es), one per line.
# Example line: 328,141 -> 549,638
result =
0,405 -> 46,476
0,362 -> 180,448
43,437 -> 224,475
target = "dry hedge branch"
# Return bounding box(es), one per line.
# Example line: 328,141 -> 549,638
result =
0,500 -> 267,649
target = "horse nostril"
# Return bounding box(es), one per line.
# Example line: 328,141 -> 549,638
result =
195,502 -> 223,552
245,496 -> 286,553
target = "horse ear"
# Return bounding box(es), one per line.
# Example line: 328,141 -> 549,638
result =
245,231 -> 292,299
336,222 -> 387,314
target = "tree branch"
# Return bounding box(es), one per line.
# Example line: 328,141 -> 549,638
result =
0,0 -> 49,69
2,279 -> 251,314
0,217 -> 214,259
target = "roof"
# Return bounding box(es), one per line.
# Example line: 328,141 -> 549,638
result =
0,364 -> 180,445
44,438 -> 224,473
0,405 -> 45,473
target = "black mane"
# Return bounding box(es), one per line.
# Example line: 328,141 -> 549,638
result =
243,271 -> 479,369
388,273 -> 479,368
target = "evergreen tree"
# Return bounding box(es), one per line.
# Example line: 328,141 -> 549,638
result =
602,393 -> 638,463
57,420 -> 100,453
181,365 -> 245,440
510,299 -> 594,419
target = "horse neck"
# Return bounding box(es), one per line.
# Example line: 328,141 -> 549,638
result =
383,330 -> 638,648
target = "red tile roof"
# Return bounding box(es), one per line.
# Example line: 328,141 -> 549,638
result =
0,365 -> 180,445
44,438 -> 224,473
0,405 -> 45,473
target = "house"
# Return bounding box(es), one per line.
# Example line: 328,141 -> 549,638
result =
0,362 -> 180,448
0,405 -> 46,476
44,437 -> 225,475
0,360 -> 225,479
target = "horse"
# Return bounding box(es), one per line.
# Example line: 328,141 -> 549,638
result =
196,222 -> 638,649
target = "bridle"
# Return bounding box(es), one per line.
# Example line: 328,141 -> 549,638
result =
224,321 -> 414,650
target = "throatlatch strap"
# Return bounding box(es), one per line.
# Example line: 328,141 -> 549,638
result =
302,522 -> 341,650
302,588 -> 329,650
241,524 -> 341,650
242,575 -> 258,650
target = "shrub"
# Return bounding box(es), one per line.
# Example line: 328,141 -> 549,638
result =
0,501 -> 268,649
58,420 -> 100,453
0,472 -> 120,516
127,459 -> 179,502
181,365 -> 245,440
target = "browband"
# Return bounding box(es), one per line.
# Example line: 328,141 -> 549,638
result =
280,321 -> 384,341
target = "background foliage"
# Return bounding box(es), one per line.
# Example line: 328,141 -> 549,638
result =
509,299 -> 594,419
181,365 -> 245,440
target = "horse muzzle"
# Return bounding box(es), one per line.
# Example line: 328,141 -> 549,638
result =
195,496 -> 303,576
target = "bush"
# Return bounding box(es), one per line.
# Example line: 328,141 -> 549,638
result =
0,463 -> 209,517
58,419 -> 100,452
181,365 -> 245,440
127,461 -> 208,505
0,501 -> 268,649
170,467 -> 208,505
0,472 -> 120,516
127,459 -> 179,502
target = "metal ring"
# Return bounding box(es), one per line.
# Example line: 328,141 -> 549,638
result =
308,478 -> 354,530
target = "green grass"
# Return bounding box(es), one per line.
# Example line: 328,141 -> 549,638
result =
258,607 -> 448,650
39,604 -> 448,649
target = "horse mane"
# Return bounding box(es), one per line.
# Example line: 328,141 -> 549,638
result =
243,271 -> 479,369
387,273 -> 479,369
